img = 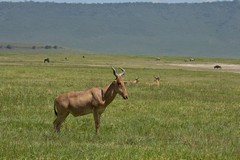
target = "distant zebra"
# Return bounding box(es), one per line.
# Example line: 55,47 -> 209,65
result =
214,65 -> 222,69
44,58 -> 50,63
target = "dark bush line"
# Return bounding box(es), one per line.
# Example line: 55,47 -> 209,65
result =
0,44 -> 62,50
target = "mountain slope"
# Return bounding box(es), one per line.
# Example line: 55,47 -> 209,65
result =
0,1 -> 240,57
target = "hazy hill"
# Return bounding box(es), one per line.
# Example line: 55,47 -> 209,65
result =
0,1 -> 240,57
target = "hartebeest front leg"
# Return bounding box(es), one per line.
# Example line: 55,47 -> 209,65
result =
93,108 -> 101,134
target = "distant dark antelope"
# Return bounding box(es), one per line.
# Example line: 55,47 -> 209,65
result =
124,77 -> 140,85
214,65 -> 222,69
44,58 -> 50,63
146,76 -> 160,86
53,67 -> 128,134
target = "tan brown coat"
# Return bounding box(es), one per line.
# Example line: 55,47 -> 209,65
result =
146,76 -> 160,86
53,67 -> 128,134
124,77 -> 140,85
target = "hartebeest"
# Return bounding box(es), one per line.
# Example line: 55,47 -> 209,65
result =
53,67 -> 128,134
146,76 -> 160,86
124,77 -> 140,85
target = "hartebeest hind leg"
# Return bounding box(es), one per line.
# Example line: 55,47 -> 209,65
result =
53,112 -> 69,132
93,109 -> 101,134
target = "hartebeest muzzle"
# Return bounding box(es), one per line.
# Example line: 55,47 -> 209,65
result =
123,94 -> 128,100
122,87 -> 128,100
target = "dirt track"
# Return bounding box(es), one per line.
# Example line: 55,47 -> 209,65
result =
169,63 -> 240,73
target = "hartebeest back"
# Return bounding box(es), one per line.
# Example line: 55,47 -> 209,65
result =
124,77 -> 140,85
146,76 -> 160,86
53,67 -> 128,134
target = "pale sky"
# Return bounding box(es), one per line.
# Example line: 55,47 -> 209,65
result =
0,0 -> 233,4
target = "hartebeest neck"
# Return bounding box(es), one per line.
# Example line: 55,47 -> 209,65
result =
101,82 -> 117,107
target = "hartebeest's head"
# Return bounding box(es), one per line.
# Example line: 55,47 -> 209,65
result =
135,77 -> 140,83
154,76 -> 160,82
112,66 -> 128,100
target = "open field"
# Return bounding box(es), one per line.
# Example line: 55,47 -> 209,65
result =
0,52 -> 240,159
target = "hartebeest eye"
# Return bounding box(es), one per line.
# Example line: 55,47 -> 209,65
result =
118,82 -> 122,86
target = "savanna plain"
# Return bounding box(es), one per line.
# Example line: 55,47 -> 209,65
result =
0,51 -> 239,159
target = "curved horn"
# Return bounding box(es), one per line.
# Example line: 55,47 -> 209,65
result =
118,67 -> 126,77
112,66 -> 118,77
112,66 -> 126,77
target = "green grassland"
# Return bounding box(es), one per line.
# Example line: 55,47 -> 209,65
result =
0,52 -> 240,159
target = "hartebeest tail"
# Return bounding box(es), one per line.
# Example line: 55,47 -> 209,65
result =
54,100 -> 58,116
53,66 -> 128,134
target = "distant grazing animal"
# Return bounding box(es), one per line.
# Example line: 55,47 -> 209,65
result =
146,76 -> 160,86
44,58 -> 50,63
65,57 -> 68,61
53,67 -> 128,134
185,58 -> 195,62
124,77 -> 140,85
189,58 -> 195,61
214,65 -> 222,69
